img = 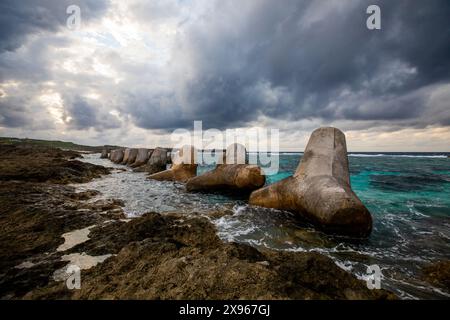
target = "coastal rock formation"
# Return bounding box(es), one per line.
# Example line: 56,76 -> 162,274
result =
130,148 -> 153,168
148,145 -> 197,182
186,143 -> 265,193
249,127 -> 372,237
23,212 -> 395,300
0,144 -> 396,300
100,149 -> 109,159
0,145 -> 109,184
126,148 -> 138,165
110,149 -> 124,164
422,260 -> 450,292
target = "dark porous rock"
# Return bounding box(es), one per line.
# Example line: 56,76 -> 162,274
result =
149,145 -> 197,183
422,260 -> 450,292
250,127 -> 372,238
0,181 -> 122,299
0,145 -> 120,299
186,143 -> 265,193
25,212 -> 396,300
0,145 -> 110,184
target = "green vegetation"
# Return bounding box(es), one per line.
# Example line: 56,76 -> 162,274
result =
0,137 -> 120,153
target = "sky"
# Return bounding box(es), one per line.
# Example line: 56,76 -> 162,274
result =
0,0 -> 449,151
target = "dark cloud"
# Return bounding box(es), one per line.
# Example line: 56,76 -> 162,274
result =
0,101 -> 30,128
128,0 -> 449,130
64,96 -> 121,130
0,0 -> 109,52
0,0 -> 449,138
0,94 -> 55,130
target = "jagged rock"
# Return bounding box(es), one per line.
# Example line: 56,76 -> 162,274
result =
148,145 -> 197,182
23,212 -> 396,300
422,260 -> 450,292
130,149 -> 153,168
249,127 -> 372,238
186,143 -> 265,193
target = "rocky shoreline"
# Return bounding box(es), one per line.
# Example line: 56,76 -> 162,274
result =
0,144 -> 404,299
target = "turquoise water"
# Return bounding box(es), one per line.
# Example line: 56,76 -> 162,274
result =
206,152 -> 450,299
79,153 -> 450,299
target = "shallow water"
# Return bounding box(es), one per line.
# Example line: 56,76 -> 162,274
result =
76,152 -> 450,299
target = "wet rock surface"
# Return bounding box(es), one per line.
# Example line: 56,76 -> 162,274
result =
149,145 -> 198,183
26,212 -> 395,300
0,145 -> 109,184
0,144 -> 396,300
422,260 -> 450,292
186,144 -> 265,193
0,145 -> 120,298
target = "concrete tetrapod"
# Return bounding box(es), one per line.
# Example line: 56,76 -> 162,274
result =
186,143 -> 265,193
110,149 -> 124,164
100,148 -> 109,159
148,145 -> 198,183
126,148 -> 139,165
140,147 -> 170,174
121,148 -> 131,165
249,127 -> 372,238
130,148 -> 153,168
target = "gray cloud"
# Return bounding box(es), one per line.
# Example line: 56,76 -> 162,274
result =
0,0 -> 449,140
0,0 -> 109,52
132,0 -> 449,130
63,96 -> 121,131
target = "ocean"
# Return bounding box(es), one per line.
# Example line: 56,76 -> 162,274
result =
78,152 -> 450,299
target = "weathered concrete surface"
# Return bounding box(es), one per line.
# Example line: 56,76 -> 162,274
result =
249,127 -> 372,238
100,149 -> 109,159
137,147 -> 170,174
121,148 -> 131,165
110,149 -> 124,164
422,260 -> 450,292
126,149 -> 138,166
186,144 -> 265,193
149,147 -> 169,167
130,148 -> 153,168
148,145 -> 197,183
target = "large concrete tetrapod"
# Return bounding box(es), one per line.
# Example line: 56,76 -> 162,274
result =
125,148 -> 139,165
100,148 -> 109,159
110,149 -> 124,163
130,148 -> 152,168
148,145 -> 198,183
249,127 -> 372,237
186,143 -> 265,193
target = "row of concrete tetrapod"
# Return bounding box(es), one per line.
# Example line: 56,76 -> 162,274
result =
102,127 -> 372,238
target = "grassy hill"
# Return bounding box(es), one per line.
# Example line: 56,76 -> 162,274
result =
0,137 -> 121,153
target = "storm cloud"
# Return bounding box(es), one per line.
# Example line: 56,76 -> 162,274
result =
159,0 -> 450,129
0,0 -> 449,149
0,0 -> 109,52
